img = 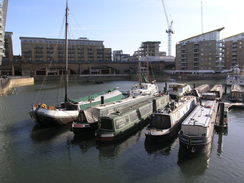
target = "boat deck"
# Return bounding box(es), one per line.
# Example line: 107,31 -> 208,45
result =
182,100 -> 216,127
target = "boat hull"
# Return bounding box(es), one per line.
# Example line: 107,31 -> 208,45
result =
96,119 -> 149,142
145,121 -> 181,141
72,122 -> 98,136
179,138 -> 212,154
29,108 -> 79,126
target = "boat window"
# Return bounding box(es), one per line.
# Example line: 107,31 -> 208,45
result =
78,111 -> 87,122
150,115 -> 171,129
100,118 -> 113,130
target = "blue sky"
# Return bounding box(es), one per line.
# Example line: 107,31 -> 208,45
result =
5,0 -> 244,56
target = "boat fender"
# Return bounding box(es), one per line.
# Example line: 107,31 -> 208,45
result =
40,103 -> 47,109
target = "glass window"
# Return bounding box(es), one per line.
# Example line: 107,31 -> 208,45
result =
100,118 -> 113,130
150,115 -> 171,129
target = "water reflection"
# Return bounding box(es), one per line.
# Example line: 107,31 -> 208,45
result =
96,130 -> 143,159
31,124 -> 71,142
178,141 -> 213,177
216,128 -> 228,156
71,136 -> 96,153
144,136 -> 178,156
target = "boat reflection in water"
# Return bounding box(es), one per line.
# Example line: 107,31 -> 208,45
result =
144,135 -> 178,155
96,129 -> 143,159
216,128 -> 228,156
71,136 -> 96,154
177,140 -> 213,177
31,124 -> 71,142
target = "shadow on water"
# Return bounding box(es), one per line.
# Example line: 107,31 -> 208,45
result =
96,129 -> 143,159
177,142 -> 213,177
95,119 -> 149,159
31,124 -> 71,142
1,119 -> 32,134
215,128 -> 228,157
144,135 -> 178,155
71,135 -> 96,154
69,119 -> 146,157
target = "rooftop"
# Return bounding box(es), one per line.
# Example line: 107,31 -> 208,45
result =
179,27 -> 224,43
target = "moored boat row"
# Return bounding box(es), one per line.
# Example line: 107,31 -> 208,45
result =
29,89 -> 124,126
96,95 -> 170,142
72,95 -> 157,136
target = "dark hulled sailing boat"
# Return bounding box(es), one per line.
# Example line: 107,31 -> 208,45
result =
29,2 -> 123,126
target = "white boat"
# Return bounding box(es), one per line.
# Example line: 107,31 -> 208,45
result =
229,84 -> 244,102
29,3 -> 123,126
209,84 -> 224,100
130,58 -> 159,97
226,66 -> 244,86
30,89 -> 124,126
145,96 -> 197,140
179,93 -> 218,153
130,81 -> 159,96
167,83 -> 191,99
191,84 -> 210,98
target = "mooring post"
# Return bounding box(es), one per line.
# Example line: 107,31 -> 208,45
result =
219,102 -> 225,126
152,99 -> 157,113
164,82 -> 167,94
101,96 -> 104,104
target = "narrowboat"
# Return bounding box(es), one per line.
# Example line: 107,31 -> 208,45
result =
96,95 -> 170,142
145,96 -> 197,141
179,93 -> 218,153
167,83 -> 191,99
72,95 -> 154,136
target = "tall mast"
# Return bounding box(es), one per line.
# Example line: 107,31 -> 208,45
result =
201,0 -> 204,34
64,1 -> 69,103
138,59 -> 142,87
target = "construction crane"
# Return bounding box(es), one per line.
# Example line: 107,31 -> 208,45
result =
161,0 -> 174,56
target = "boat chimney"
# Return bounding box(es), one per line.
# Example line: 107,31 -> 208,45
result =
101,96 -> 104,104
152,99 -> 157,113
164,82 -> 167,94
224,85 -> 227,94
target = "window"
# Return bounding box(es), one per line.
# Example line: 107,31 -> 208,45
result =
100,118 -> 113,130
150,115 -> 171,129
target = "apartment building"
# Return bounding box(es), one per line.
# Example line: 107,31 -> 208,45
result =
0,0 -> 8,65
224,33 -> 244,69
176,27 -> 225,72
20,37 -> 112,63
113,50 -> 130,62
3,31 -> 13,62
139,41 -> 161,57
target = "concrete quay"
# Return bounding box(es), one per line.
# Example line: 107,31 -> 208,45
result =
0,77 -> 34,95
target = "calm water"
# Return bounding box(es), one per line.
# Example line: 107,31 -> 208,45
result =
0,80 -> 244,183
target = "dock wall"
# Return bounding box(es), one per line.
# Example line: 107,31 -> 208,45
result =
34,74 -> 131,82
0,77 -> 34,95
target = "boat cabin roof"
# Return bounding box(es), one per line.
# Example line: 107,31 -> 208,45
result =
168,83 -> 188,88
231,84 -> 242,92
93,95 -> 152,110
155,96 -> 196,115
210,84 -> 223,92
182,100 -> 216,127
